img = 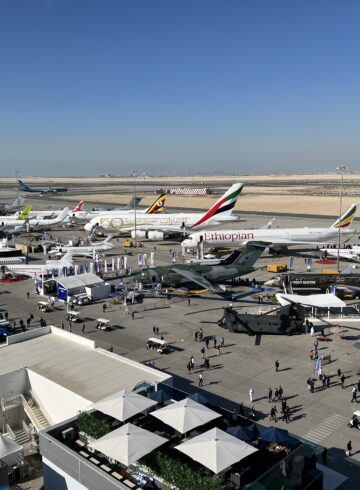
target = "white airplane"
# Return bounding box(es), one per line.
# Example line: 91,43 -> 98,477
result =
27,201 -> 84,220
48,235 -> 114,257
182,203 -> 358,249
72,194 -> 167,222
0,207 -> 70,232
320,247 -> 360,262
1,252 -> 73,278
4,196 -> 26,213
84,183 -> 244,240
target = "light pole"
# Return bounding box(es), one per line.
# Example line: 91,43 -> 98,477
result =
129,170 -> 138,243
336,164 -> 347,272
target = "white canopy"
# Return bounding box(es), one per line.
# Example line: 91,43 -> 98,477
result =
90,390 -> 157,422
0,434 -> 23,467
175,427 -> 258,474
88,423 -> 167,466
276,293 -> 346,309
150,398 -> 221,434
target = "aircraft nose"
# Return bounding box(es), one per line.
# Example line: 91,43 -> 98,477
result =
182,238 -> 196,248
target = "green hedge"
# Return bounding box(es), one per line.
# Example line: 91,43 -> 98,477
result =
141,451 -> 221,490
77,412 -> 112,439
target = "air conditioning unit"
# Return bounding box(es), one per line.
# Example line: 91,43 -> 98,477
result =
61,427 -> 74,442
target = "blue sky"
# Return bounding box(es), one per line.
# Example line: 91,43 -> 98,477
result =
1,0 -> 359,176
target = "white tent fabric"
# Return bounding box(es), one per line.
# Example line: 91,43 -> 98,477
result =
276,293 -> 346,308
88,423 -> 167,466
175,427 -> 258,474
150,398 -> 221,434
0,434 -> 23,467
90,390 -> 157,422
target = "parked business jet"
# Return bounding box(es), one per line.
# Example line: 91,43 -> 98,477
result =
18,179 -> 68,194
182,203 -> 358,250
48,235 -> 114,257
4,196 -> 26,213
84,184 -> 243,240
1,252 -> 73,278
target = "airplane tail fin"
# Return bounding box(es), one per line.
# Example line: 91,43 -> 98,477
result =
59,251 -> 73,264
55,207 -> 70,222
103,234 -> 114,243
8,195 -> 25,210
190,183 -> 244,229
224,242 -> 268,267
331,203 -> 358,228
72,201 -> 84,213
145,194 -> 167,214
125,196 -> 142,210
18,204 -> 32,220
18,180 -> 30,191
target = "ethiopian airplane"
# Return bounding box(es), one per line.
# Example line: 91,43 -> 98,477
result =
18,179 -> 68,194
84,184 -> 243,239
182,203 -> 358,249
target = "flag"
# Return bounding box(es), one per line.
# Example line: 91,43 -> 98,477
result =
111,258 -> 115,271
123,256 -> 128,270
314,355 -> 324,378
137,254 -> 143,266
143,253 -> 147,266
172,251 -> 176,263
150,252 -> 155,267
104,260 -> 108,273
331,284 -> 337,295
117,257 -> 120,271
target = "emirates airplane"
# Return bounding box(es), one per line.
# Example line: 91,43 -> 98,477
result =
182,203 -> 358,249
84,183 -> 244,240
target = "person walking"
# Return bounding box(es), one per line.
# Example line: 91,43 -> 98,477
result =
351,386 -> 357,403
249,387 -> 254,403
275,360 -> 279,372
187,297 -> 191,306
337,368 -> 342,378
153,326 -> 156,334
270,406 -> 277,422
274,387 -> 279,401
190,355 -> 195,370
326,376 -> 330,388
186,361 -> 191,373
278,386 -> 283,400
201,346 -> 206,359
268,387 -> 273,403
220,336 -> 225,347
61,320 -> 65,330
68,320 -> 72,332
198,372 -> 204,387
341,374 -> 345,388
205,357 -> 210,370
321,447 -> 328,465
26,291 -> 30,300
81,324 -> 86,335
205,338 -> 209,349
346,441 -> 352,457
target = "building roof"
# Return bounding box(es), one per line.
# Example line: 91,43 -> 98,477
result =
55,273 -> 104,289
0,329 -> 170,402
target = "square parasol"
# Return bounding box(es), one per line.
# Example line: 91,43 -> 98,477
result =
90,389 -> 157,422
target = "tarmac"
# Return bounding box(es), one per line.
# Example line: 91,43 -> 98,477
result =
1,192 -> 360,488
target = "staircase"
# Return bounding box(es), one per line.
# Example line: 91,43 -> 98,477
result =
12,426 -> 29,445
20,394 -> 50,432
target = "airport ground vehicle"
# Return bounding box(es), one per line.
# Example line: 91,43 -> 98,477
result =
95,318 -> 111,330
67,311 -> 82,323
73,293 -> 92,306
348,411 -> 360,429
145,337 -> 171,354
37,301 -> 52,312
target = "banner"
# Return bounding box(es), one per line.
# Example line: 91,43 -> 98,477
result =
104,260 -> 108,273
123,256 -> 128,270
137,254 -> 143,267
111,258 -> 115,271
289,256 -> 294,271
117,257 -> 120,271
172,251 -> 176,263
314,355 -> 324,379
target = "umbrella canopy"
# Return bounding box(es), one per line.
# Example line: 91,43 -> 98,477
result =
259,427 -> 289,444
226,426 -> 256,442
188,392 -> 210,405
151,398 -> 221,434
91,390 -> 157,422
175,427 -> 258,474
0,434 -> 23,467
88,423 -> 168,466
149,390 -> 172,403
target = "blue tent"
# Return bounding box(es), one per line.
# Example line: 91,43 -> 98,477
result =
259,427 -> 289,443
226,426 -> 255,442
188,392 -> 210,405
149,390 -> 172,403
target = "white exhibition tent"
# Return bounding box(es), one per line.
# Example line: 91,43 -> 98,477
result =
88,423 -> 168,466
276,293 -> 346,309
0,434 -> 24,467
175,427 -> 258,474
150,398 -> 221,434
90,390 -> 157,422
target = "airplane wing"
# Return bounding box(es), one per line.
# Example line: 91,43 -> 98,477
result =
170,267 -> 225,293
331,284 -> 360,293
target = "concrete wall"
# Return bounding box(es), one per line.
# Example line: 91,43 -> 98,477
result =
0,368 -> 27,428
43,458 -> 89,490
27,370 -> 91,425
50,326 -> 96,348
3,326 -> 51,346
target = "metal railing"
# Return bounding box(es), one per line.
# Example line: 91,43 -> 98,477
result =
19,394 -> 44,433
5,423 -> 16,440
